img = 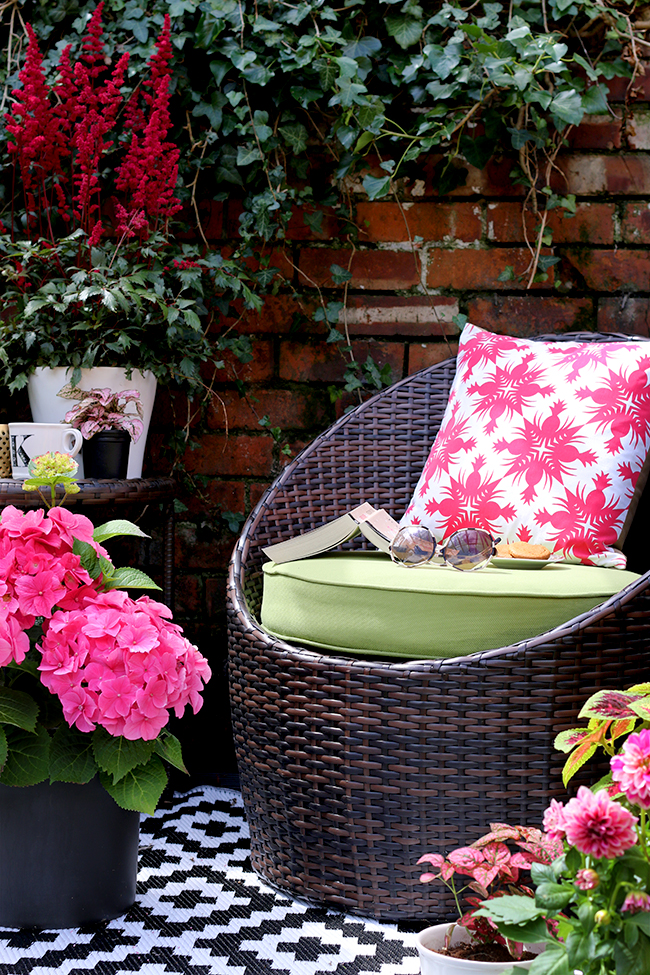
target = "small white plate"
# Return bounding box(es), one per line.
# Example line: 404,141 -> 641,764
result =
492,557 -> 559,570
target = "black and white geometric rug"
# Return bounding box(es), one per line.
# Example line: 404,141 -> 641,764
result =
0,786 -> 421,974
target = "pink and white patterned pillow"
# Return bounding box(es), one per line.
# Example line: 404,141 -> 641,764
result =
400,323 -> 650,568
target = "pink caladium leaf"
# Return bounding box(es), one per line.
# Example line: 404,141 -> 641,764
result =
417,853 -> 454,882
473,823 -> 521,846
578,689 -> 643,721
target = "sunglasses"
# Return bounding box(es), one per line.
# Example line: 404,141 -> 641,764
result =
389,525 -> 500,571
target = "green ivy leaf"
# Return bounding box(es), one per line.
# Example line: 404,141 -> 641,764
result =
362,174 -> 392,199
386,15 -> 422,49
550,89 -> 584,127
0,725 -> 50,787
279,123 -> 308,152
49,724 -> 98,784
93,727 -> 156,783
99,754 -> 168,815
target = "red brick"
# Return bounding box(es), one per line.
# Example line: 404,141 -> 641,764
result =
557,154 -> 650,195
175,574 -> 202,615
597,297 -> 650,336
175,523 -> 233,570
408,341 -> 458,374
203,480 -> 247,518
206,577 -> 226,619
207,388 -> 329,430
249,482 -> 272,507
566,115 -> 622,150
564,249 -> 650,291
487,201 -> 615,245
425,247 -> 553,290
626,109 -> 650,149
467,296 -> 594,336
197,200 -> 224,239
606,66 -> 650,103
621,202 -> 650,243
285,206 -> 342,240
243,246 -> 294,281
342,296 -> 458,335
279,339 -> 404,383
183,433 -> 274,476
298,248 -> 421,290
226,295 -> 318,336
220,339 -> 274,383
357,202 -> 481,243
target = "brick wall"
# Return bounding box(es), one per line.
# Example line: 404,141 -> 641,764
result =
148,71 -> 650,778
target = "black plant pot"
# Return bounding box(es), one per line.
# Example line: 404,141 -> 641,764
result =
83,429 -> 131,479
0,777 -> 140,928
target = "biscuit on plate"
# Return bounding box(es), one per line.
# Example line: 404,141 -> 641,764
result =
507,541 -> 551,560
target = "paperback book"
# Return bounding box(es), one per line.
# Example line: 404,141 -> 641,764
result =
262,502 -> 400,563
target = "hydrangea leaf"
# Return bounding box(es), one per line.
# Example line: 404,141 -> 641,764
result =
103,566 -> 161,590
99,755 -> 167,815
93,727 -> 155,783
154,732 -> 188,774
49,724 -> 98,784
0,727 -> 7,772
0,686 -> 39,732
0,725 -> 50,787
92,519 -> 149,543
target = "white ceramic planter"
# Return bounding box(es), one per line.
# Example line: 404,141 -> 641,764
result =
27,367 -> 157,479
416,923 -> 542,975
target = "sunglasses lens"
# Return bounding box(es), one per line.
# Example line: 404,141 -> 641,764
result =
442,528 -> 496,571
390,526 -> 436,566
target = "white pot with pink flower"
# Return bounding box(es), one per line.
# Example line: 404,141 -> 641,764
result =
0,453 -> 211,928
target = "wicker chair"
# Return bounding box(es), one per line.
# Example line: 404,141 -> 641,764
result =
226,332 -> 650,922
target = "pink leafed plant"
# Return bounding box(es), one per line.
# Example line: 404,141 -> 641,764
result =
417,823 -> 562,958
60,384 -> 144,442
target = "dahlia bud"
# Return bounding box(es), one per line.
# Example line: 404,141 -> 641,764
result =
575,868 -> 600,890
621,892 -> 650,915
594,910 -> 611,926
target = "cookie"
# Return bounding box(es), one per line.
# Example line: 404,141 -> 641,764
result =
508,541 -> 551,560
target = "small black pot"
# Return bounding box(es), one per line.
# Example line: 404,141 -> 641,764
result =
83,429 -> 131,479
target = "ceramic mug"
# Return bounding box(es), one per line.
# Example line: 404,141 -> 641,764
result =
8,423 -> 83,479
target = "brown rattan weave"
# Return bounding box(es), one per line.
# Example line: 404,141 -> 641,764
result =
227,333 -> 650,922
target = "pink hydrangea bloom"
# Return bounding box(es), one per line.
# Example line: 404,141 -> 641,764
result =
611,729 -> 650,809
39,591 -> 211,740
562,786 -> 637,859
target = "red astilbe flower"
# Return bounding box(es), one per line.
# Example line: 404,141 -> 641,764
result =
5,24 -> 68,236
115,15 -> 182,232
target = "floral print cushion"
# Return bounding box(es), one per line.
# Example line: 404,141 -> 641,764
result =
400,323 -> 650,568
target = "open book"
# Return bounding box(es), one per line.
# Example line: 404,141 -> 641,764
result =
262,502 -> 400,564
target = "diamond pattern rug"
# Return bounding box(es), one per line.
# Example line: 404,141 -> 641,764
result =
0,786 -> 421,975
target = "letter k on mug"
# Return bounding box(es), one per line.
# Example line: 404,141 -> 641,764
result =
8,423 -> 83,479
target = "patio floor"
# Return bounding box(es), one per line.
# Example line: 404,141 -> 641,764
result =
0,784 -> 421,975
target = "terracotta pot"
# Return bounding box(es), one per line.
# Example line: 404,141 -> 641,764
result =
27,367 -> 157,479
416,923 -> 543,975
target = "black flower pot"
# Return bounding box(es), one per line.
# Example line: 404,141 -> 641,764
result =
0,777 -> 140,928
83,429 -> 131,479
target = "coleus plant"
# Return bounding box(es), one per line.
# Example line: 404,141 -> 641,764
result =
0,453 -> 211,815
555,684 -> 650,789
417,823 -> 562,960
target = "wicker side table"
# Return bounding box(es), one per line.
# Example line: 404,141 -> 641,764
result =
0,476 -> 176,607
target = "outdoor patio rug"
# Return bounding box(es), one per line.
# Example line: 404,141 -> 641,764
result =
0,785 -> 421,975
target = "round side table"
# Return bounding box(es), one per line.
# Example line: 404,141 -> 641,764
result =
0,476 -> 176,607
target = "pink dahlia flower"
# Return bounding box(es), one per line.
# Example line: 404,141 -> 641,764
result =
562,786 -> 637,859
621,891 -> 650,914
611,729 -> 650,809
543,798 -> 567,840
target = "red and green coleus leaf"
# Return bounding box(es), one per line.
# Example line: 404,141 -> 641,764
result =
562,736 -> 599,787
578,689 -> 644,721
554,725 -> 605,753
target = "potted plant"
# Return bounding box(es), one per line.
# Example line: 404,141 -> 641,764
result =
0,452 -> 211,928
0,4 -> 260,476
473,687 -> 650,975
59,384 -> 144,479
415,826 -> 557,973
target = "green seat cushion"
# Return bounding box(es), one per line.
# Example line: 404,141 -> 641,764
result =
261,551 -> 640,659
